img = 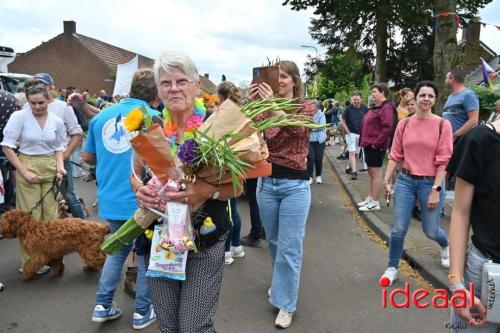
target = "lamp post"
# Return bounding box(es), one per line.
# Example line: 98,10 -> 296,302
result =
301,45 -> 318,57
301,45 -> 319,97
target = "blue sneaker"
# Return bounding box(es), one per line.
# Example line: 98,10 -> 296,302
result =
92,303 -> 122,322
133,305 -> 156,330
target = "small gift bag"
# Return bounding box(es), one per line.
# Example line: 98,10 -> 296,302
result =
146,224 -> 188,281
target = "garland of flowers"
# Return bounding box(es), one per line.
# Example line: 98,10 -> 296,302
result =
163,97 -> 206,154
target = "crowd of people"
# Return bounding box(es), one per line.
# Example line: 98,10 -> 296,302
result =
0,51 -> 500,332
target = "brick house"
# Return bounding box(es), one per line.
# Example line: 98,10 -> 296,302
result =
8,21 -> 216,95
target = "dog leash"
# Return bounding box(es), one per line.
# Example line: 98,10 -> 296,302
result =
29,176 -> 62,215
70,161 -> 93,173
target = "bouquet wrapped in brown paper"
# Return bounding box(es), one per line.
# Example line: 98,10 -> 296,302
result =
177,99 -> 272,189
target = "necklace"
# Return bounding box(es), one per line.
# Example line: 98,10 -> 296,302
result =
163,97 -> 206,154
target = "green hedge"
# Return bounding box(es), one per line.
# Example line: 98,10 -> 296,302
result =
468,86 -> 500,121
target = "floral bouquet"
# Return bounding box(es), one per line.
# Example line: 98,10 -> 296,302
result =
100,106 -> 195,256
101,98 -> 328,256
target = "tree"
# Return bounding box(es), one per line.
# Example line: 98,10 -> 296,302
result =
283,0 -> 432,84
283,0 -> 491,92
433,0 -> 459,114
304,49 -> 371,99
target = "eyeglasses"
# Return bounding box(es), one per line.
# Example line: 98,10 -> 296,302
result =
26,83 -> 47,93
160,79 -> 194,90
417,93 -> 436,99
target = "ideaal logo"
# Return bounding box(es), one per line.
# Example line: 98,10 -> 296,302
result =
380,281 -> 476,309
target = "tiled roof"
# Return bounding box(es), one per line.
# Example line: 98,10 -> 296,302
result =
75,33 -> 217,93
75,34 -> 154,71
465,56 -> 500,86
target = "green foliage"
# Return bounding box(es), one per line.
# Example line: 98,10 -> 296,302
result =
283,0 -> 492,88
305,50 -> 372,100
469,86 -> 500,120
86,95 -> 97,107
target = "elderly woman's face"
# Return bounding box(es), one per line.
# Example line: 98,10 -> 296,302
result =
158,68 -> 200,113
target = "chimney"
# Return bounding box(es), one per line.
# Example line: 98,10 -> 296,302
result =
204,73 -> 209,79
222,74 -> 226,82
63,21 -> 76,35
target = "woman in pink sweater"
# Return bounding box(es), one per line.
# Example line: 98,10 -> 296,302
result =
379,81 -> 453,286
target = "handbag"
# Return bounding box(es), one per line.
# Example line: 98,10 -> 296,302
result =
481,260 -> 500,323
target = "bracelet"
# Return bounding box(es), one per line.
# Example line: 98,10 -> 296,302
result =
449,283 -> 466,292
448,274 -> 463,280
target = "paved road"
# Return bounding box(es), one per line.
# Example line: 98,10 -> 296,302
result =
0,164 -> 450,332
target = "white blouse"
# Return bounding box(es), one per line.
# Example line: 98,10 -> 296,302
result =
1,108 -> 66,155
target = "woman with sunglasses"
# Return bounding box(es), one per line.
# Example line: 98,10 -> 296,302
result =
1,79 -> 66,276
379,81 -> 453,286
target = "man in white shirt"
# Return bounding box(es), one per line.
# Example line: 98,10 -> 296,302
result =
34,73 -> 85,219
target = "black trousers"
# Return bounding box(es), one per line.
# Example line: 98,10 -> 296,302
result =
307,141 -> 326,178
244,179 -> 263,239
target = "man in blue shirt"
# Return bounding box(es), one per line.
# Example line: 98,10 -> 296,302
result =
443,68 -> 479,141
83,69 -> 160,330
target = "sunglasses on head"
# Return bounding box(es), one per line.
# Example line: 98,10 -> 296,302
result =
26,82 -> 47,93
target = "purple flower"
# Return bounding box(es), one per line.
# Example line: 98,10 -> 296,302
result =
177,139 -> 201,167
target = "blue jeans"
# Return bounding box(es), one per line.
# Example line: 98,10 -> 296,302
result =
257,177 -> 311,312
388,173 -> 448,268
63,160 -> 84,219
95,220 -> 152,314
450,244 -> 499,332
225,198 -> 242,251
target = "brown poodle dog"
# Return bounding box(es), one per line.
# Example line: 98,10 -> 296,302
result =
1,210 -> 110,280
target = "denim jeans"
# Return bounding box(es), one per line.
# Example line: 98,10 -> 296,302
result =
450,244 -> 499,332
95,220 -> 152,314
225,198 -> 242,251
257,177 -> 311,312
63,159 -> 85,219
388,172 -> 448,268
245,179 -> 263,240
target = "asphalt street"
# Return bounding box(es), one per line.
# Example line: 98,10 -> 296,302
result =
0,161 -> 450,333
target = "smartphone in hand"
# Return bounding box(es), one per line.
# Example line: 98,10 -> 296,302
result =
251,66 -> 280,93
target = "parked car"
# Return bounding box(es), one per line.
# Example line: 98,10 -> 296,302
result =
0,73 -> 32,93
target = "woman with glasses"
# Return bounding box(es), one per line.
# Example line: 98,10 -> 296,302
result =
1,79 -> 66,276
135,51 -> 242,333
379,81 -> 453,286
247,61 -> 315,329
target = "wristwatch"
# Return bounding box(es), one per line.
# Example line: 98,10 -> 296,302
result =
432,185 -> 442,192
211,189 -> 220,200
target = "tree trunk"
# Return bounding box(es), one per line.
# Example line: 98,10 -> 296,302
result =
374,18 -> 388,83
433,0 -> 458,115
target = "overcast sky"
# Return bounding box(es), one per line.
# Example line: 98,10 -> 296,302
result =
1,0 -> 499,87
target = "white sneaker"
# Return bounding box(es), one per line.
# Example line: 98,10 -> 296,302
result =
315,176 -> 322,184
230,245 -> 245,259
224,251 -> 234,265
267,287 -> 271,297
379,267 -> 398,287
359,201 -> 381,211
441,246 -> 450,268
275,309 -> 293,329
308,177 -> 313,185
357,197 -> 372,207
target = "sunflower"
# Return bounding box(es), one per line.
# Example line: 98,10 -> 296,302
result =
124,108 -> 144,132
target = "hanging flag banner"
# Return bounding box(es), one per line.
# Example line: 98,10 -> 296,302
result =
113,55 -> 139,97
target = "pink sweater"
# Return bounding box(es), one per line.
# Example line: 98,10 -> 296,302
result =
389,117 -> 453,176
